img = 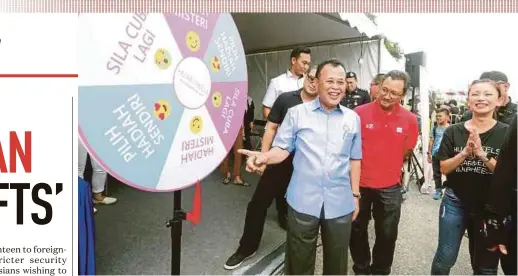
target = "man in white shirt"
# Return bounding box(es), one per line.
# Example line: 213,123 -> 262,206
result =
261,47 -> 311,119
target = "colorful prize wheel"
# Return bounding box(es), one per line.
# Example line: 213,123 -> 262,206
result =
78,14 -> 248,192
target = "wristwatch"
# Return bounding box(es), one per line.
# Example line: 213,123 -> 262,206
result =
353,192 -> 361,199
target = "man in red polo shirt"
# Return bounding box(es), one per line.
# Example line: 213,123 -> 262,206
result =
350,70 -> 419,275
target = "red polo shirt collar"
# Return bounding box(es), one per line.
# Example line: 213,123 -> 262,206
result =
373,101 -> 403,118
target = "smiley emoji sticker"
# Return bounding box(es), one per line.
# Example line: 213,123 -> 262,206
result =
210,56 -> 221,72
190,116 -> 203,134
186,31 -> 200,52
154,48 -> 172,70
212,92 -> 222,108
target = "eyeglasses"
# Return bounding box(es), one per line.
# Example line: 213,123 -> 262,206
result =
380,87 -> 404,98
306,75 -> 316,82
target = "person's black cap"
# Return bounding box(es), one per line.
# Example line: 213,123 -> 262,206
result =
480,71 -> 508,83
346,72 -> 357,79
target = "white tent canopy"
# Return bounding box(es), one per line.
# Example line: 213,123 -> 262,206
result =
232,13 -> 382,54
230,13 -> 404,118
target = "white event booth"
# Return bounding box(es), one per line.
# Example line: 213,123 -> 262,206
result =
232,13 -> 405,118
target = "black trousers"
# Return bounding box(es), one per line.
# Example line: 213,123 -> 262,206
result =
501,213 -> 517,275
244,125 -> 252,150
237,154 -> 293,254
350,184 -> 403,275
285,205 -> 353,275
432,156 -> 443,190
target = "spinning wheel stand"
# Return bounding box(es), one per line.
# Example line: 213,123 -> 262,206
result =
166,181 -> 202,275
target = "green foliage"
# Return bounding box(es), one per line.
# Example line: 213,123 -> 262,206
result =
365,13 -> 378,25
383,38 -> 404,60
364,13 -> 404,60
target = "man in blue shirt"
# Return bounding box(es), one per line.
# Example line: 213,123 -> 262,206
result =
239,59 -> 361,274
223,66 -> 319,271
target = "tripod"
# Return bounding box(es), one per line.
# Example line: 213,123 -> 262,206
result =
407,151 -> 425,190
402,135 -> 425,193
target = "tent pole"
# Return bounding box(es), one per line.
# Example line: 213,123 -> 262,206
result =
377,38 -> 382,74
245,37 -> 380,55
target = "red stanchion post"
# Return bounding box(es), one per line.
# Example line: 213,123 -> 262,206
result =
186,181 -> 202,225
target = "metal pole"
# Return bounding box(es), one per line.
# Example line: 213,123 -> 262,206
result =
168,190 -> 184,275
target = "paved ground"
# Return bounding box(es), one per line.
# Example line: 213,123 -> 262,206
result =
313,185 -> 504,275
93,169 -> 285,275
93,167 -> 503,275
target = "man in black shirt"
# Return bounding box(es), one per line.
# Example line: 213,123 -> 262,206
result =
461,71 -> 517,124
483,114 -> 517,275
224,66 -> 319,270
340,71 -> 371,109
243,96 -> 255,150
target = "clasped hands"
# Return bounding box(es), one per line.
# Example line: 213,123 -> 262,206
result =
460,127 -> 486,160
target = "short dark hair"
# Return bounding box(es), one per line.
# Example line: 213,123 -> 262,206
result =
437,108 -> 450,116
290,47 -> 311,60
381,70 -> 410,94
372,73 -> 385,85
449,99 -> 457,106
315,59 -> 346,79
